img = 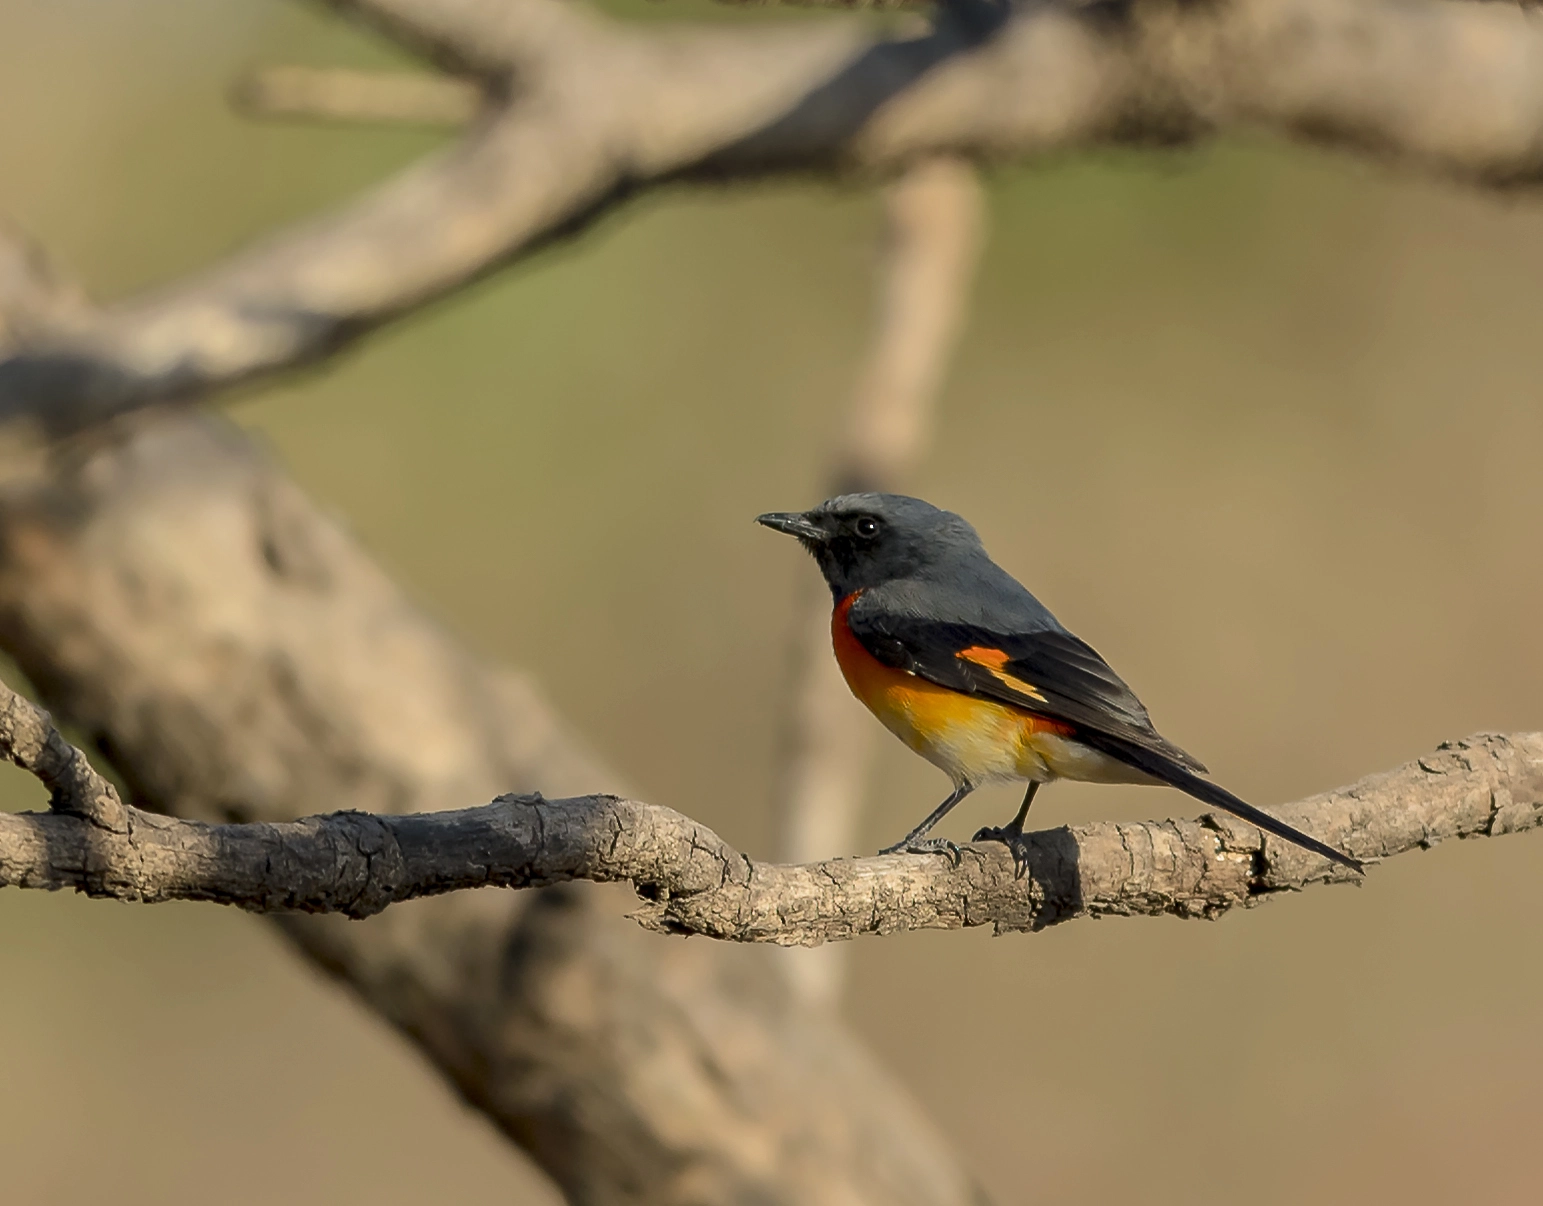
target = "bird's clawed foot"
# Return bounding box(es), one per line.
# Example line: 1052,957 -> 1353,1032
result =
878,836 -> 962,864
973,823 -> 1034,879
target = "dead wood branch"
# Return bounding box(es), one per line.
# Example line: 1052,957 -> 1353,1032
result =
2,664 -> 1538,940
7,0 -> 1543,433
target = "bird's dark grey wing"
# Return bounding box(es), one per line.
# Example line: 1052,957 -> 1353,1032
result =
846,596 -> 1364,873
846,596 -> 1207,773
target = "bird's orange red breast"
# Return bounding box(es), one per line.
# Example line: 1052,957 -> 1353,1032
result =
831,592 -> 1075,786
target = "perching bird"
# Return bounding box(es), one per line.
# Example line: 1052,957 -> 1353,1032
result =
757,493 -> 1362,875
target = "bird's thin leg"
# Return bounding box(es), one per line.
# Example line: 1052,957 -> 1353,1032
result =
879,782 -> 975,862
974,782 -> 1040,879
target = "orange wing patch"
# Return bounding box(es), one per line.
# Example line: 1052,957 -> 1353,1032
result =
956,645 -> 1047,703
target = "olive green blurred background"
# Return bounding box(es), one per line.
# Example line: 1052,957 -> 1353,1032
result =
4,2 -> 1542,1203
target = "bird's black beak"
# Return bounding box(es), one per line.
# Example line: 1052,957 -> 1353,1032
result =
756,511 -> 826,543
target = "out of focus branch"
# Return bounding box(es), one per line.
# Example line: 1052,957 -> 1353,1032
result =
0,413 -> 981,1206
836,158 -> 984,493
0,221 -> 87,345
232,67 -> 480,125
4,699 -> 1539,941
714,0 -> 925,8
9,0 -> 1543,433
774,157 -> 983,1004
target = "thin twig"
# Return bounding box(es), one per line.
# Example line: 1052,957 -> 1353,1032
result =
231,67 -> 481,126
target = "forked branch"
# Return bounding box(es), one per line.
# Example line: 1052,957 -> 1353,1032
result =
8,0 -> 1543,434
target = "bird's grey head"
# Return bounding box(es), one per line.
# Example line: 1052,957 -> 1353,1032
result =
756,493 -> 985,601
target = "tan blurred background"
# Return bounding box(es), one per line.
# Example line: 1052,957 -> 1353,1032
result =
3,1 -> 1542,1203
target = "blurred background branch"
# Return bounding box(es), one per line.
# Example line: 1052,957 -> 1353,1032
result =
10,0 -> 1543,434
774,156 -> 984,1006
0,411 -> 983,1206
231,66 -> 480,125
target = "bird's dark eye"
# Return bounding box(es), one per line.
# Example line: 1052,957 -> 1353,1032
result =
854,516 -> 881,540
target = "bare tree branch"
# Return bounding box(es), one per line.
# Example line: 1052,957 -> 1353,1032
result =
3,679 -> 1538,940
774,156 -> 983,1004
834,158 -> 984,493
7,0 -> 1543,434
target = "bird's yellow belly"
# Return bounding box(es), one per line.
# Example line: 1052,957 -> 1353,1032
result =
865,676 -> 1058,784
831,596 -> 1091,786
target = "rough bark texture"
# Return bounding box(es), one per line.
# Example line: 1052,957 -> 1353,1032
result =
5,702 -> 1540,939
0,415 -> 982,1206
0,672 -> 127,831
9,0 -> 1543,434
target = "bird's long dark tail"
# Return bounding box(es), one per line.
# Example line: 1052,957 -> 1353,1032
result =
1086,737 -> 1364,874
